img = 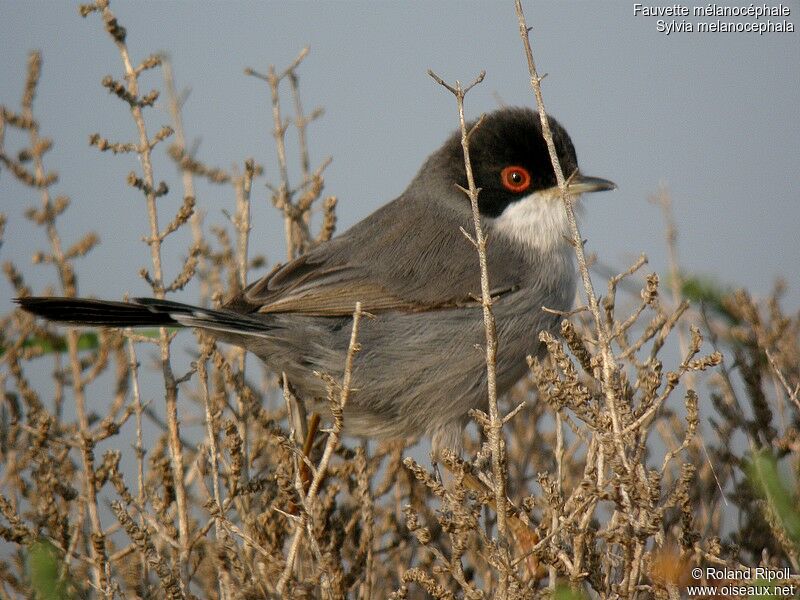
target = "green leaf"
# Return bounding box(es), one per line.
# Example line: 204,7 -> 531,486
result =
746,450 -> 800,549
26,540 -> 73,600
553,583 -> 588,600
0,328 -> 177,358
679,273 -> 737,323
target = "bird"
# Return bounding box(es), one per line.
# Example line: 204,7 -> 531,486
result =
16,106 -> 615,459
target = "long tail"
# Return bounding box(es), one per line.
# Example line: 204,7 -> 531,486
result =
15,296 -> 271,337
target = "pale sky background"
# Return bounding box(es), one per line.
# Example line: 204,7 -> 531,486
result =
1,1 -> 798,311
1,2 -> 798,462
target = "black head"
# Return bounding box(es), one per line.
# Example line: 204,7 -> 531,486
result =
411,107 -> 614,218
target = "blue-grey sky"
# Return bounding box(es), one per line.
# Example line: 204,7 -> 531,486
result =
2,2 -> 798,316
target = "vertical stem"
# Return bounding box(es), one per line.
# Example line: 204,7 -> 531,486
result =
233,160 -> 255,482
267,66 -> 295,260
276,303 -> 363,595
656,185 -> 695,391
127,335 -> 149,581
550,411 -> 564,589
21,50 -> 110,596
98,2 -> 190,560
456,95 -> 508,544
428,68 -> 510,596
514,0 -> 632,479
163,57 -> 210,304
198,346 -> 227,600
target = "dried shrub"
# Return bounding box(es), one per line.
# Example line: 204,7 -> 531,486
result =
1,2 -> 798,599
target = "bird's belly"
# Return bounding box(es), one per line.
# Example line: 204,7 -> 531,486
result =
260,282 -> 571,442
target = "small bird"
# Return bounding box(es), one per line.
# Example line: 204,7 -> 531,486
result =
17,107 -> 615,458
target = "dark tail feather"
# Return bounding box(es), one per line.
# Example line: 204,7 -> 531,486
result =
15,296 -> 184,327
16,296 -> 272,338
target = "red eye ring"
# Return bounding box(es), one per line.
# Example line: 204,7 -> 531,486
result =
500,165 -> 531,193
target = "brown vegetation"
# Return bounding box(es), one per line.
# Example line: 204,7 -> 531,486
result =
1,1 -> 798,598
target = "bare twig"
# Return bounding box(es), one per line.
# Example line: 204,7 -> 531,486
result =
18,50 -> 111,596
86,0 -> 190,563
514,0 -> 633,482
428,69 -> 511,596
276,302 -> 363,594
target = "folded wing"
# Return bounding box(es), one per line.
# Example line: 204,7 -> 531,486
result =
226,194 -> 525,317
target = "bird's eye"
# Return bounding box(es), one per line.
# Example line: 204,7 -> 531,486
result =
500,165 -> 531,193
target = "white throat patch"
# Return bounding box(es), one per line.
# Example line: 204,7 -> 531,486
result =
490,189 -> 573,257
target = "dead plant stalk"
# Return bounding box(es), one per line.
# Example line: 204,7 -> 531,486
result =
428,68 -> 512,596
276,302 -> 364,595
92,0 -> 190,561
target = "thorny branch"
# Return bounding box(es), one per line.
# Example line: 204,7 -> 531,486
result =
428,68 -> 513,596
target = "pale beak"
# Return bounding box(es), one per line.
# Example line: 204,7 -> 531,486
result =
566,174 -> 617,195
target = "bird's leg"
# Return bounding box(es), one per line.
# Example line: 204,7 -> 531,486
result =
431,421 -> 465,488
431,458 -> 444,486
299,412 -> 321,494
